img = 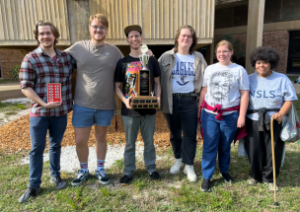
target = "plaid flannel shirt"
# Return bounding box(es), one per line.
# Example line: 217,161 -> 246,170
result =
20,47 -> 76,117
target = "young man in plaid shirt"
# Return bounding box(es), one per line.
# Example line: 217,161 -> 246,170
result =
18,21 -> 76,203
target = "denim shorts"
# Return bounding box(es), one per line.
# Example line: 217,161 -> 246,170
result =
72,104 -> 114,127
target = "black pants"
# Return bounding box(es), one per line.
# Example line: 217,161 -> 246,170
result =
164,96 -> 198,165
244,118 -> 284,183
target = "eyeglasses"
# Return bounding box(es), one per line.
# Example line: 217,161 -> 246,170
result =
90,25 -> 107,31
216,51 -> 231,55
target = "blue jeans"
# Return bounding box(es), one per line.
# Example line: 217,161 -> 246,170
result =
164,96 -> 198,165
201,110 -> 238,180
29,115 -> 67,188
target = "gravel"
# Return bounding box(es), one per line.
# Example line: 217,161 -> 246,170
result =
3,98 -> 165,173
0,98 -> 31,127
21,142 -> 164,173
1,97 -> 31,104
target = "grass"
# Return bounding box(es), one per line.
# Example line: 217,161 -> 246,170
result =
0,102 -> 30,115
287,75 -> 299,83
0,79 -> 19,84
1,140 -> 300,212
294,94 -> 300,116
0,92 -> 299,211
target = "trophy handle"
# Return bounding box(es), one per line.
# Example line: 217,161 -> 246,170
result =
144,54 -> 149,70
133,85 -> 138,97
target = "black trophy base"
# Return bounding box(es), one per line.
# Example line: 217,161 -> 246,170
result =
130,96 -> 159,109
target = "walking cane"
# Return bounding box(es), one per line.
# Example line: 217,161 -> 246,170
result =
270,117 -> 279,206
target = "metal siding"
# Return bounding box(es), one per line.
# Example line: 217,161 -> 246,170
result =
89,0 -> 215,45
1,0 -> 214,46
0,0 -> 70,46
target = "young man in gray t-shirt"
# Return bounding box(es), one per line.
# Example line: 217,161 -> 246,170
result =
65,14 -> 123,186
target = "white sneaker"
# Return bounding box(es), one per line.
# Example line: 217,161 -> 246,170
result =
170,158 -> 183,174
183,165 -> 197,182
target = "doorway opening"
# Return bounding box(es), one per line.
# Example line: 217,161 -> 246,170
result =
287,31 -> 300,74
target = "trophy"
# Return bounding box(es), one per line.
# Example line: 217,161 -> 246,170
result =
139,45 -> 149,70
130,44 -> 159,109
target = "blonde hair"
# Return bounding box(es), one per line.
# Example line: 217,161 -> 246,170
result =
215,40 -> 233,53
89,13 -> 109,28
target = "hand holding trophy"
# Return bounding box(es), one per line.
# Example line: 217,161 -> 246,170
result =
130,44 -> 159,109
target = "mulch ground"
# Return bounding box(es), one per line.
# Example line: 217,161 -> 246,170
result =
0,111 -> 203,154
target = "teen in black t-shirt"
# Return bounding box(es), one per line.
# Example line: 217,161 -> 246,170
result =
114,25 -> 161,185
115,55 -> 161,116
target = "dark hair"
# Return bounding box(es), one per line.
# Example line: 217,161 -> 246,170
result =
34,21 -> 60,46
174,25 -> 197,54
249,46 -> 280,69
125,31 -> 142,38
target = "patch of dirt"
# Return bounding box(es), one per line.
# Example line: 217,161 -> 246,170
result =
0,111 -> 203,154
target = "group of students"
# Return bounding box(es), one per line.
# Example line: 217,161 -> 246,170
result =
161,28 -> 298,192
18,13 -> 298,203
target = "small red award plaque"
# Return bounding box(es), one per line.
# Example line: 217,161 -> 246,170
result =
47,83 -> 61,103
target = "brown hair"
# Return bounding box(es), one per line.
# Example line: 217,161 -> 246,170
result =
215,40 -> 233,53
174,25 -> 197,54
34,21 -> 60,46
89,13 -> 109,28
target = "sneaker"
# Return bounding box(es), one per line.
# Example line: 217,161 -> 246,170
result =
149,171 -> 161,181
220,173 -> 234,184
18,187 -> 40,203
247,177 -> 258,185
50,176 -> 67,189
201,179 -> 211,192
120,175 -> 132,185
95,169 -> 110,185
264,182 -> 279,191
183,165 -> 197,182
71,170 -> 89,186
170,158 -> 183,174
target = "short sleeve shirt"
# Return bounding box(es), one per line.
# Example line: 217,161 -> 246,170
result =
172,53 -> 195,93
115,55 -> 161,116
65,41 -> 123,110
247,72 -> 298,121
202,63 -> 250,115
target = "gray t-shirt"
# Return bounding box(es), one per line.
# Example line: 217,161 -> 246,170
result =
202,63 -> 250,115
247,72 -> 298,121
66,40 -> 123,110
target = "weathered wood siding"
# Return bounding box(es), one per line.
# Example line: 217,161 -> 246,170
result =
90,0 -> 215,45
0,0 -> 70,46
0,0 -> 215,46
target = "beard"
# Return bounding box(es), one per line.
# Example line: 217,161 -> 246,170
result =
40,40 -> 54,49
91,32 -> 106,43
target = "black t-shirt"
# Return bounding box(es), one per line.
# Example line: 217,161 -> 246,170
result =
115,55 -> 161,116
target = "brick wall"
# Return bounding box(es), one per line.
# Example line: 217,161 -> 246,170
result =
0,47 -> 70,79
0,48 -> 29,79
216,30 -> 289,74
262,31 -> 289,74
